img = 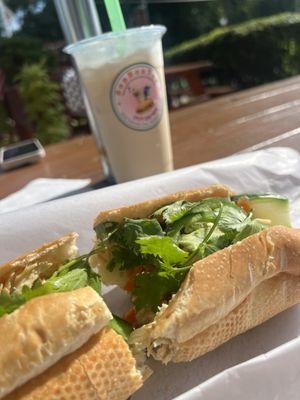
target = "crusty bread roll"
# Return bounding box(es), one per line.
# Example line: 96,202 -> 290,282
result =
92,184 -> 300,363
94,184 -> 232,226
131,226 -> 300,363
5,327 -> 143,400
0,235 -> 144,399
0,287 -> 111,398
169,272 -> 300,362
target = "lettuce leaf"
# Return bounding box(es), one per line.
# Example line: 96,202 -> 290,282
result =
0,293 -> 25,318
0,255 -> 101,318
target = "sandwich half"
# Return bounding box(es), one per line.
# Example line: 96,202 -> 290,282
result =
0,233 -> 144,399
90,184 -> 300,363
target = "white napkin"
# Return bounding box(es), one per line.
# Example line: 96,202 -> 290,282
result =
0,178 -> 90,214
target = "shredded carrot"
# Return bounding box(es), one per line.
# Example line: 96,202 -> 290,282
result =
123,266 -> 145,293
236,197 -> 252,213
124,277 -> 135,292
124,307 -> 137,327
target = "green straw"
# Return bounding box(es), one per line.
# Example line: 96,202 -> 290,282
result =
104,0 -> 126,32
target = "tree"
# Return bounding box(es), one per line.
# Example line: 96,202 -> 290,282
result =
5,0 -> 63,41
119,0 -> 297,49
221,0 -> 296,24
18,62 -> 69,144
0,35 -> 57,83
147,2 -> 222,48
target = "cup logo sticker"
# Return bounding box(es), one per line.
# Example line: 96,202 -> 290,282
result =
111,63 -> 163,131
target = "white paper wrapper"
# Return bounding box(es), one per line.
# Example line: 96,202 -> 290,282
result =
0,178 -> 90,214
174,336 -> 300,400
1,147 -> 300,399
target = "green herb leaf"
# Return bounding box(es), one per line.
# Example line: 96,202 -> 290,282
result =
178,226 -> 208,252
113,218 -> 164,245
233,219 -> 268,243
106,218 -> 165,271
133,268 -> 186,312
153,201 -> 195,224
107,246 -> 143,271
94,221 -> 119,241
217,204 -> 248,232
136,236 -> 188,267
96,195 -> 269,314
108,315 -> 133,341
178,225 -> 225,253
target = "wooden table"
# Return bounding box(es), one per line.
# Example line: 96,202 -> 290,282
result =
0,136 -> 103,199
1,75 -> 300,199
171,75 -> 300,168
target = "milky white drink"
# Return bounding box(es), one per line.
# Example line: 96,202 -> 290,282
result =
65,26 -> 173,182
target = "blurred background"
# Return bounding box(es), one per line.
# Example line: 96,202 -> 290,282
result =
1,0 -> 300,147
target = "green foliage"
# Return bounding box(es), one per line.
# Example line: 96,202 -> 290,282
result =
18,62 -> 69,144
133,268 -> 186,313
104,218 -> 164,272
220,0 -> 296,25
0,35 -> 56,83
136,236 -> 188,267
5,0 -> 63,41
147,2 -> 222,49
105,0 -> 297,50
165,12 -> 300,87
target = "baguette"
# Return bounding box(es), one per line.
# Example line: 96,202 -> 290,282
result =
5,327 -> 143,400
92,184 -> 300,363
0,287 -> 111,398
131,226 -> 300,363
94,184 -> 232,226
0,235 -> 144,399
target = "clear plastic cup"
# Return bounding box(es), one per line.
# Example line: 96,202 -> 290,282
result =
64,25 -> 173,183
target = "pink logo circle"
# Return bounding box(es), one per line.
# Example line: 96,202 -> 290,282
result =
111,63 -> 163,131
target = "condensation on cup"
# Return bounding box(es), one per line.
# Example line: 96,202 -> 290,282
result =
64,25 -> 173,183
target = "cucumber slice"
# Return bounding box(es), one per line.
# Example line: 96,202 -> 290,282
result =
231,194 -> 291,227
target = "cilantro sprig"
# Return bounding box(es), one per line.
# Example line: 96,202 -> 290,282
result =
94,197 -> 268,314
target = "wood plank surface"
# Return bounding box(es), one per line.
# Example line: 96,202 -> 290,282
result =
0,136 -> 103,199
171,75 -> 300,167
1,75 -> 300,199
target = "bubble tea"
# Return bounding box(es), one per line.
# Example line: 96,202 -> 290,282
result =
65,26 -> 173,183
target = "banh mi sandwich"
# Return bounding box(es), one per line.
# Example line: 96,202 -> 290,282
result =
90,184 -> 300,364
0,233 -> 145,400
